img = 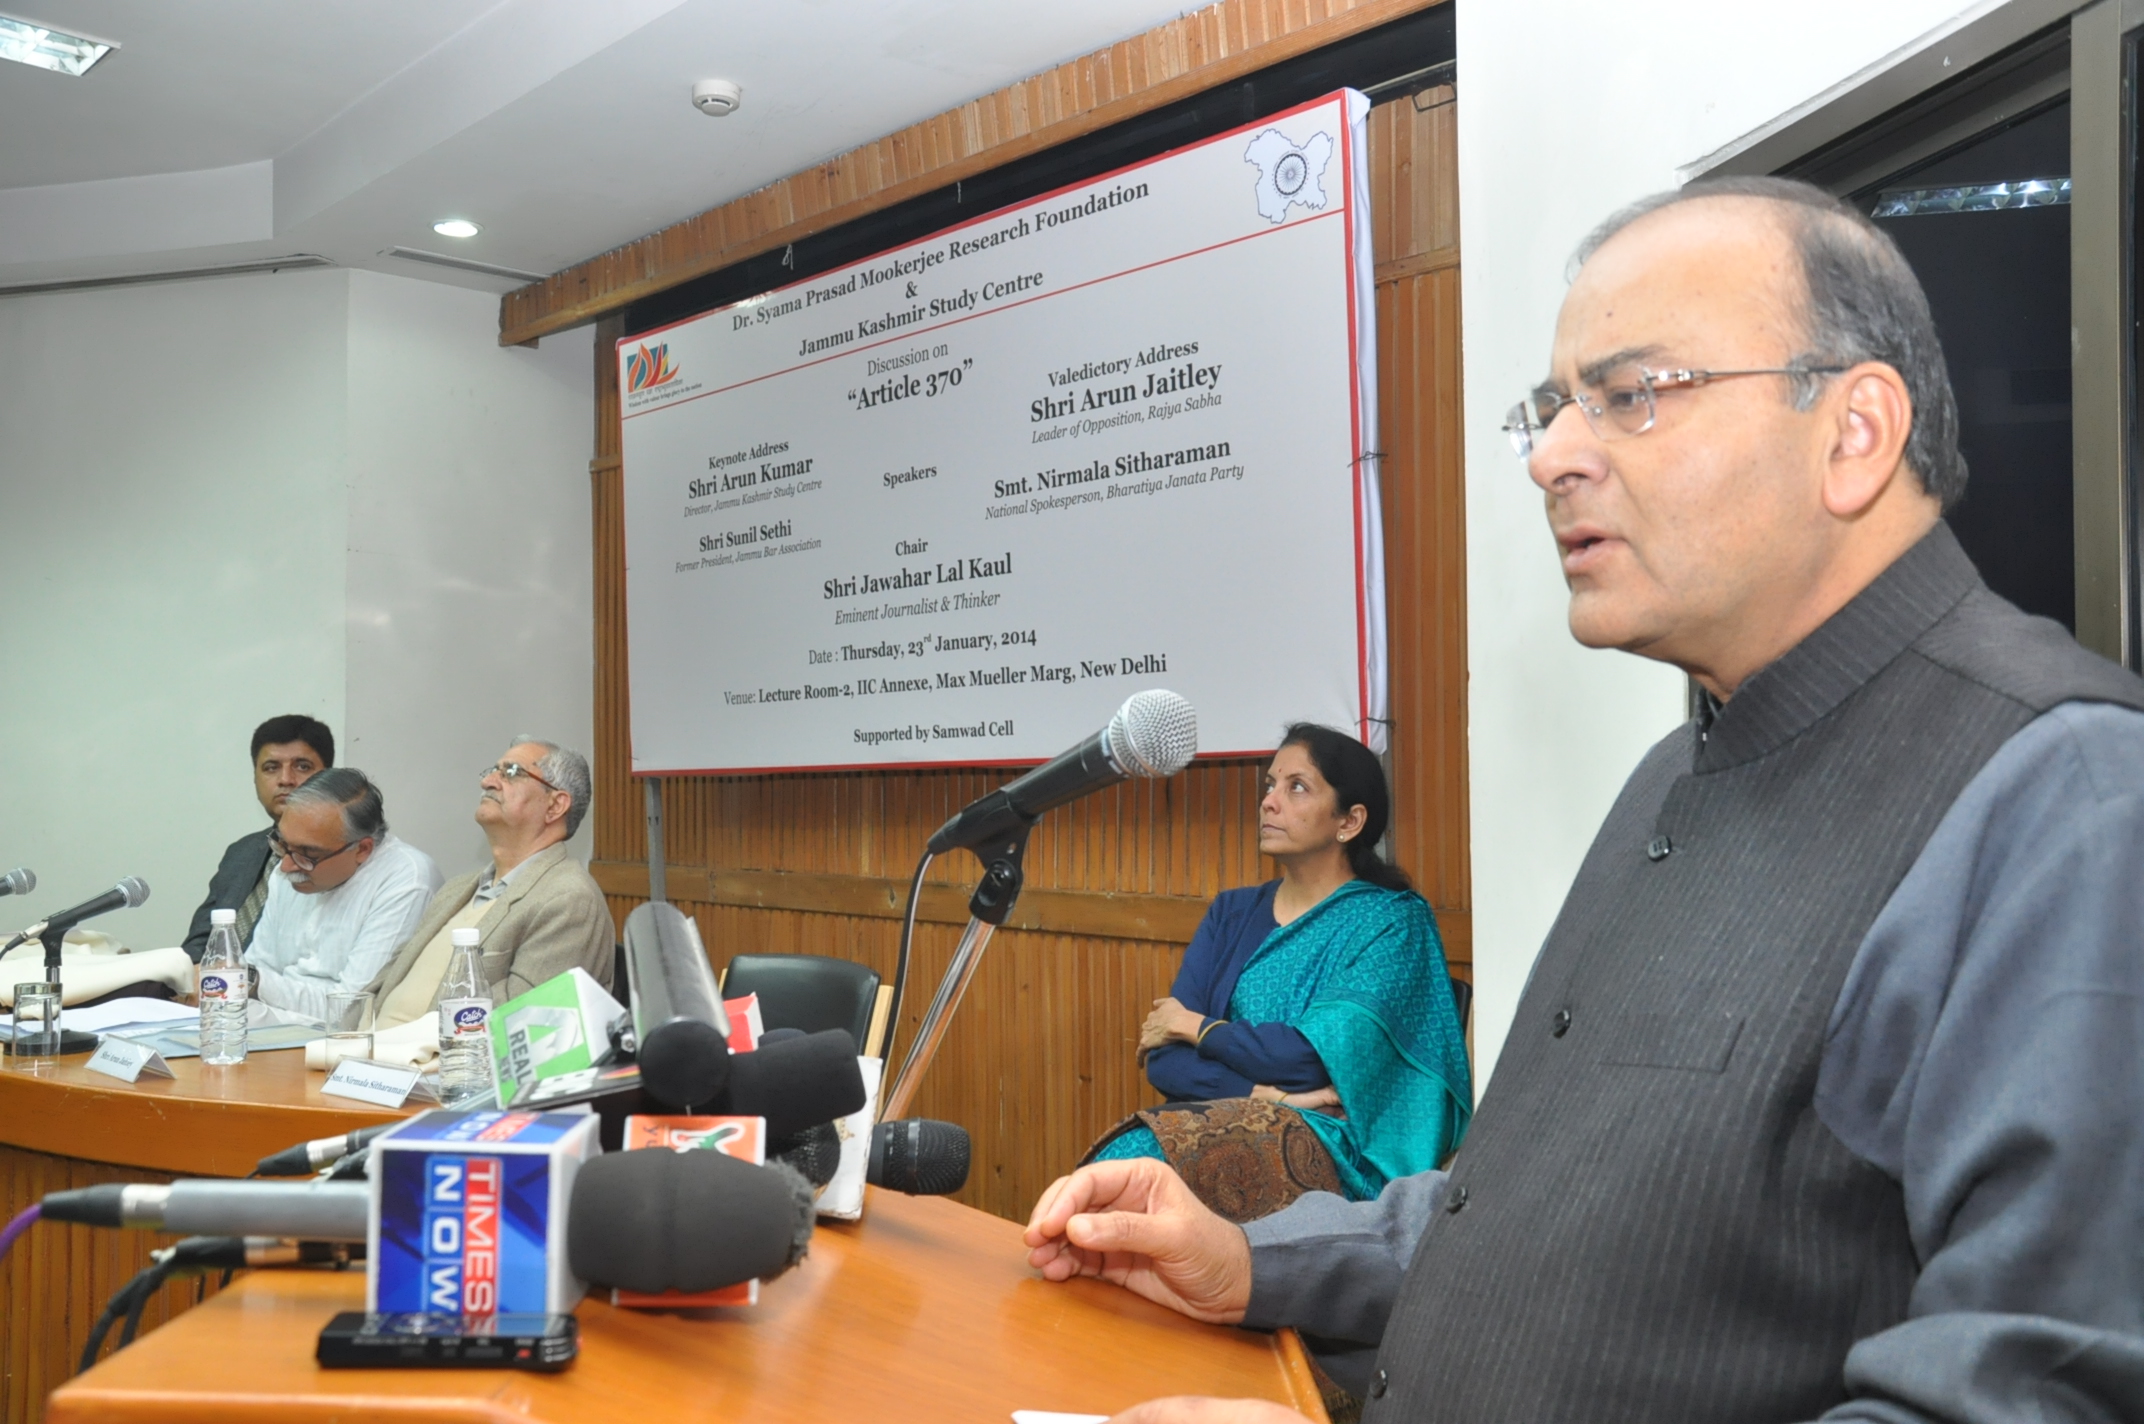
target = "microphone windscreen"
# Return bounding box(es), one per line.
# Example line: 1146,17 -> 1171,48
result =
638,1017 -> 732,1109
720,1029 -> 865,1138
1107,690 -> 1197,778
868,1118 -> 971,1195
757,1026 -> 807,1044
117,876 -> 150,908
568,1149 -> 811,1294
1,868 -> 32,896
768,1121 -> 842,1188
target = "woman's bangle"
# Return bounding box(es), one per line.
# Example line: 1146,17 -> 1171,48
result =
1194,1017 -> 1227,1046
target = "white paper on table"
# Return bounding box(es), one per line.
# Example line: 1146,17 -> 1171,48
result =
0,995 -> 200,1039
815,1055 -> 883,1221
1011,1413 -> 1111,1424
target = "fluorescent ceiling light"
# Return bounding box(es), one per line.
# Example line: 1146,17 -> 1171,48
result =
432,218 -> 481,239
0,12 -> 116,76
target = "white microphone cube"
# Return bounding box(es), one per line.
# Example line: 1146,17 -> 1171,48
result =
368,1108 -> 600,1315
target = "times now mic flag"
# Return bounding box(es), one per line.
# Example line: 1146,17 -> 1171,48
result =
368,1109 -> 600,1314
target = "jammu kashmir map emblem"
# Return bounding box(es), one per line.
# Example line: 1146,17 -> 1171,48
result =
1243,126 -> 1335,224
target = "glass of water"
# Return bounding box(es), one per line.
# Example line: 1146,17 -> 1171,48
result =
11,982 -> 62,1057
324,990 -> 375,1068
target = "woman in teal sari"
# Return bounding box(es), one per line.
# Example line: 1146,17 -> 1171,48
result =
1085,724 -> 1470,1221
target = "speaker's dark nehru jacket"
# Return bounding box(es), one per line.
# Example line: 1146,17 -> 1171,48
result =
1243,524 -> 2144,1422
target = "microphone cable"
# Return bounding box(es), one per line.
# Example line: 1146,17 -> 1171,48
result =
883,848 -> 932,1066
0,1203 -> 39,1266
80,1237 -> 357,1373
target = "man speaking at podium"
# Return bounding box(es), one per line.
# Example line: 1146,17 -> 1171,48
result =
1026,179 -> 2144,1422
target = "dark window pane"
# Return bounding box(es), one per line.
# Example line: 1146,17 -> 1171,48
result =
1871,100 -> 2074,630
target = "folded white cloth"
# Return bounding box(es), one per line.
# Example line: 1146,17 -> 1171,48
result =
0,937 -> 196,1007
304,1012 -> 441,1071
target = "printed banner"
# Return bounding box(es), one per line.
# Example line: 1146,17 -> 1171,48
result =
621,89 -> 1383,773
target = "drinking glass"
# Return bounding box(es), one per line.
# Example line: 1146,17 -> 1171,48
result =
11,982 -> 62,1057
324,990 -> 375,1068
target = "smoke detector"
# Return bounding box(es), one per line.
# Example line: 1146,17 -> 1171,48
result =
692,79 -> 742,117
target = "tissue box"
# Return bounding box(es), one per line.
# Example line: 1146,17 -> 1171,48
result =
369,1108 -> 600,1314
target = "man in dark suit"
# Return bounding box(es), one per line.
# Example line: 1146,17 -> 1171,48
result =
182,714 -> 334,961
1024,179 -> 2144,1423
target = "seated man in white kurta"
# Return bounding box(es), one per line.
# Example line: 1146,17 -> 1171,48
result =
245,767 -> 441,1020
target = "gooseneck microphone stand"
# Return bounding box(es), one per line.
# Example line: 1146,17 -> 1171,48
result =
878,824 -> 1030,1122
37,916 -> 103,1054
2,915 -> 102,1055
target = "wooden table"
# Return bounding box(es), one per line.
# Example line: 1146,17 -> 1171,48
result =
45,1187 -> 1327,1424
0,1047 -> 406,1424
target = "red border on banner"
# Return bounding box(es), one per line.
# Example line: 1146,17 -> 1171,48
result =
619,90 -> 1371,778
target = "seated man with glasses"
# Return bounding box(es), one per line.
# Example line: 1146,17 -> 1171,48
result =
365,739 -> 613,1030
246,767 -> 441,1020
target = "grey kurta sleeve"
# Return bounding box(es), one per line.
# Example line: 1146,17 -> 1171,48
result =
1239,1168 -> 1448,1344
1809,702 -> 2144,1423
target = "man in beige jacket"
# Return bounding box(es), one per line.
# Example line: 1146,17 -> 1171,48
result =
368,738 -> 614,1027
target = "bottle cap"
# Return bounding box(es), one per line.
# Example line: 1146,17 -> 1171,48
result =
209,909 -> 237,925
451,927 -> 481,946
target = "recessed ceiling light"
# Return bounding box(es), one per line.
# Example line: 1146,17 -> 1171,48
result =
432,218 -> 481,239
0,12 -> 117,76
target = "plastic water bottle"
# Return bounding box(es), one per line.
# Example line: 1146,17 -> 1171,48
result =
198,908 -> 249,1065
436,927 -> 495,1106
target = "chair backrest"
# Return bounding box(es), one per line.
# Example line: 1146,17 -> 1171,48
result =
1450,975 -> 1472,1035
720,953 -> 883,1055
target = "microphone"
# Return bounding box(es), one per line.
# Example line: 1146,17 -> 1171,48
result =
253,1124 -> 399,1178
926,690 -> 1197,854
24,877 -> 150,937
868,1119 -> 971,1195
44,1151 -> 820,1299
769,1121 -> 843,1189
569,1149 -> 814,1295
621,902 -> 867,1130
622,901 -> 734,1107
42,1180 -> 371,1240
709,1028 -> 866,1138
0,868 -> 32,897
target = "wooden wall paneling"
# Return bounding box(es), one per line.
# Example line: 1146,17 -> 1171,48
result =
587,81 -> 1464,1223
0,1147 -> 227,1424
1368,84 -> 1468,975
500,0 -> 1447,345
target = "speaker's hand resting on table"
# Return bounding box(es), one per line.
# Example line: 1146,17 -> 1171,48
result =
1108,1401 -> 1314,1424
1023,1159 -> 1252,1323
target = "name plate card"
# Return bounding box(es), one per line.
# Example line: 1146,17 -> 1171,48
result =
322,1058 -> 444,1109
84,1037 -> 175,1084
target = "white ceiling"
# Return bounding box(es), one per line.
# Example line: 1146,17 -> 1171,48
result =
0,0 -> 1198,310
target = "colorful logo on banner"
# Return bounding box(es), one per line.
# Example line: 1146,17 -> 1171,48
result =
423,1153 -> 502,1312
625,342 -> 681,394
